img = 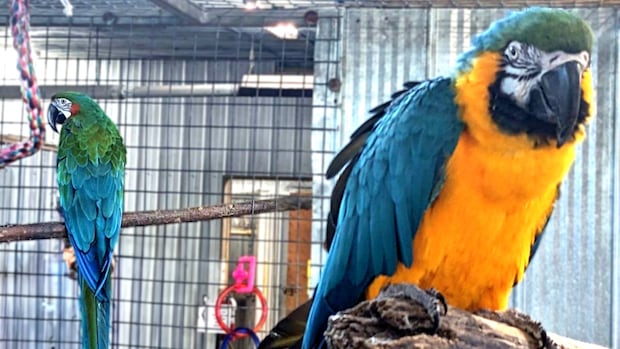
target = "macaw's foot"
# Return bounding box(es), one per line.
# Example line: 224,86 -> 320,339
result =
376,283 -> 448,334
62,245 -> 116,281
325,284 -> 447,349
62,245 -> 78,280
475,308 -> 557,349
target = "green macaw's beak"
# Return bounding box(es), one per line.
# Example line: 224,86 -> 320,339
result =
527,61 -> 582,147
47,103 -> 67,133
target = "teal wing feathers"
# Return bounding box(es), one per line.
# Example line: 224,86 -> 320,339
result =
303,77 -> 464,349
259,82 -> 425,349
324,81 -> 423,251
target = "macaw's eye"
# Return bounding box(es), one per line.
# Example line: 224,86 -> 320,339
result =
56,97 -> 71,108
577,51 -> 590,72
505,42 -> 520,60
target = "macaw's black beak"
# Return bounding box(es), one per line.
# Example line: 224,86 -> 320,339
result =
47,103 -> 66,133
527,61 -> 582,147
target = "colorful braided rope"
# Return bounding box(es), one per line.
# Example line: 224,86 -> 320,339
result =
0,0 -> 45,168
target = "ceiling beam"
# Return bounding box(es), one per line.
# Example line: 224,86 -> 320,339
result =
150,0 -> 209,24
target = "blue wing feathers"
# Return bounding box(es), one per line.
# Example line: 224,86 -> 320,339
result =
59,186 -> 74,212
95,213 -> 106,237
71,169 -> 88,189
98,175 -> 113,199
78,190 -> 97,221
66,154 -> 78,173
369,186 -> 396,275
66,205 -> 94,251
303,78 -> 464,349
68,233 -> 101,297
61,151 -> 123,303
106,206 -> 122,242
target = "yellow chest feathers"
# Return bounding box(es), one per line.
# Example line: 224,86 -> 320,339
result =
450,51 -> 586,204
367,131 -> 578,310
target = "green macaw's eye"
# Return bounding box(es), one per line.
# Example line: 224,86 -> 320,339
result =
56,97 -> 72,109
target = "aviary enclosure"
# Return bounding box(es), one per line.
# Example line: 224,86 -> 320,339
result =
0,0 -> 618,348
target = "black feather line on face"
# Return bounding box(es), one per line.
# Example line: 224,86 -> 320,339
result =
488,70 -> 589,147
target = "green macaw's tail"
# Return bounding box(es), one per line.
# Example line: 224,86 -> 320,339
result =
79,275 -> 111,349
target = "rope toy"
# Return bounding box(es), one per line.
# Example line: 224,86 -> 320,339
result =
1,0 -> 45,169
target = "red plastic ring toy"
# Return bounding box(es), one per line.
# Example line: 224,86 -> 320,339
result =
215,285 -> 268,337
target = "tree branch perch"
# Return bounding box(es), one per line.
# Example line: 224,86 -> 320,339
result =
0,195 -> 312,243
1,133 -> 57,152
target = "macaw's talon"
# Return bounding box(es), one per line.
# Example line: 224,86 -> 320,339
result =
62,246 -> 77,270
424,288 -> 448,317
475,308 -> 558,349
376,283 -> 447,334
325,284 -> 447,349
62,246 -> 116,280
62,246 -> 78,280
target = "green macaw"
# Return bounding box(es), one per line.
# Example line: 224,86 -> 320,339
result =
48,92 -> 126,349
259,8 -> 594,349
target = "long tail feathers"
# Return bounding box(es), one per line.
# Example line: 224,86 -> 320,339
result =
79,276 -> 110,349
258,300 -> 312,349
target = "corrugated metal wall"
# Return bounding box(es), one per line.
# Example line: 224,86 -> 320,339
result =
312,7 -> 619,347
0,58 -> 312,348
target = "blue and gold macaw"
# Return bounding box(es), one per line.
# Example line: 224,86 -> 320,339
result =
260,8 -> 594,349
48,92 -> 126,349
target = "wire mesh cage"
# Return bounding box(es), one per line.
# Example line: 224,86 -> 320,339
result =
0,1 -> 334,348
0,1 -> 618,349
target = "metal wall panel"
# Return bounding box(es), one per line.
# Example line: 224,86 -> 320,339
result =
312,7 -> 618,347
0,58 -> 312,348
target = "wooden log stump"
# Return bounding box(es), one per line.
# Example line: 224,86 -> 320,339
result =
324,284 -> 605,349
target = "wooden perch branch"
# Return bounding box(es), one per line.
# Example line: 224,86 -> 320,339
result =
0,195 -> 311,243
0,133 -> 57,152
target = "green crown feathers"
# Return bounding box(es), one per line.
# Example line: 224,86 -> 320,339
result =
458,8 -> 593,72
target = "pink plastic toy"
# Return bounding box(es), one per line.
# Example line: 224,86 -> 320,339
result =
215,255 -> 267,335
231,256 -> 256,293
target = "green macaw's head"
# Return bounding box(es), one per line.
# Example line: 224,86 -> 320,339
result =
458,8 -> 595,147
47,91 -> 100,133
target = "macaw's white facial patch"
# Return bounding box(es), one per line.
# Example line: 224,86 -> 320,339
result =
53,97 -> 73,118
499,41 -> 589,108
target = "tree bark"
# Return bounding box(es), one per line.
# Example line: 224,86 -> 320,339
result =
324,284 -> 605,349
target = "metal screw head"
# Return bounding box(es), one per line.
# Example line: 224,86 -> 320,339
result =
304,10 -> 319,26
328,78 -> 341,93
102,11 -> 118,26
